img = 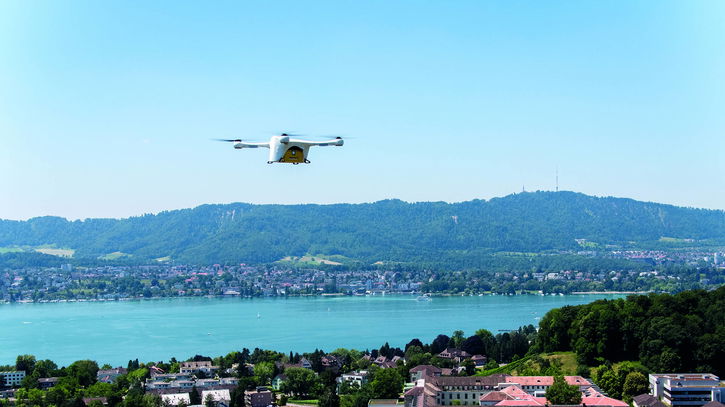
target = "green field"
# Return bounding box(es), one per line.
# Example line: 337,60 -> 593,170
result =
99,251 -> 132,260
277,254 -> 355,266
288,400 -> 319,405
35,247 -> 75,257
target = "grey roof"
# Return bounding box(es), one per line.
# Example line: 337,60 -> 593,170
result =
632,394 -> 666,407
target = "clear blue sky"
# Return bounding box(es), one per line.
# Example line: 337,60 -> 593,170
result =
2,0 -> 724,220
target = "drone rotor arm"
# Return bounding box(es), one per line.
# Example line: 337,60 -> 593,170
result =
235,141 -> 271,149
289,137 -> 344,147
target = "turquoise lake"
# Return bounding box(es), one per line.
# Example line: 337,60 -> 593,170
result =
0,294 -> 624,366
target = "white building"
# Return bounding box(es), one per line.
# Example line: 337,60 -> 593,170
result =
0,371 -> 26,387
202,389 -> 231,407
337,371 -> 370,390
649,374 -> 723,407
161,393 -> 191,406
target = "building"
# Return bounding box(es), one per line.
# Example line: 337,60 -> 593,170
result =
180,361 -> 220,376
633,394 -> 667,407
245,387 -> 273,407
471,355 -> 487,367
161,393 -> 191,406
338,371 -> 371,392
201,389 -> 231,407
0,371 -> 26,387
408,365 -> 442,382
502,376 -> 591,397
436,349 -> 471,364
404,371 -> 626,407
38,377 -> 59,390
299,358 -> 313,370
649,374 -> 723,407
405,374 -> 508,407
97,368 -> 128,384
478,384 -> 627,407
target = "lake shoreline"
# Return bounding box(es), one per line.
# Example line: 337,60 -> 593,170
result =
0,290 -> 637,306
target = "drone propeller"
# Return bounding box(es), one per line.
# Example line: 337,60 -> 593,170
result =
212,138 -> 242,142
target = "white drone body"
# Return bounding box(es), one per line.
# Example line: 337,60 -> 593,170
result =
222,133 -> 344,164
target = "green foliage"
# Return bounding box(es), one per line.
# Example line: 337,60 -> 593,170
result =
369,368 -> 403,399
591,362 -> 649,400
622,371 -> 649,403
281,367 -> 321,398
461,359 -> 476,376
190,386 -> 201,405
319,388 -> 340,407
536,287 -> 725,376
67,360 -> 99,387
475,355 -> 533,376
3,192 -> 725,265
254,361 -> 276,385
16,355 -> 37,373
450,331 -> 465,349
545,376 -> 582,405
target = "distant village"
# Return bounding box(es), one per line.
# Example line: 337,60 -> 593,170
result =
1,248 -> 724,303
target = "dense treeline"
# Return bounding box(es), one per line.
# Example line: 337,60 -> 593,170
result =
2,191 -> 725,264
534,286 -> 725,375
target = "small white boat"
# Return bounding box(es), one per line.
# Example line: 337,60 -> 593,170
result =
416,294 -> 432,301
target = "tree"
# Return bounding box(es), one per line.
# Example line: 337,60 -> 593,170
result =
379,343 -> 392,359
16,355 -> 37,374
254,362 -> 275,385
370,368 -> 403,399
431,335 -> 450,354
68,360 -> 99,387
190,387 -> 202,405
230,387 -> 245,407
319,388 -> 340,407
280,367 -> 320,398
476,329 -> 496,356
545,376 -> 582,405
460,359 -> 476,376
405,339 -> 424,351
404,346 -> 424,360
141,395 -> 162,407
451,331 -> 465,349
46,385 -> 71,406
622,372 -> 649,403
32,359 -> 58,378
461,336 -> 484,356
204,394 -> 216,407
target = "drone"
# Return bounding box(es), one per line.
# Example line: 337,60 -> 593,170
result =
216,133 -> 344,164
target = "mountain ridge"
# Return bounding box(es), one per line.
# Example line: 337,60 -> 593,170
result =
2,191 -> 724,264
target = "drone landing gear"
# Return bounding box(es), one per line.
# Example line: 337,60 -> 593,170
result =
304,159 -> 311,164
267,161 -> 274,164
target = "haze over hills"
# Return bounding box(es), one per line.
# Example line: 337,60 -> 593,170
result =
1,191 -> 724,265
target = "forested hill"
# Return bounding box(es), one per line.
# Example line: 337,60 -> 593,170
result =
1,191 -> 725,264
